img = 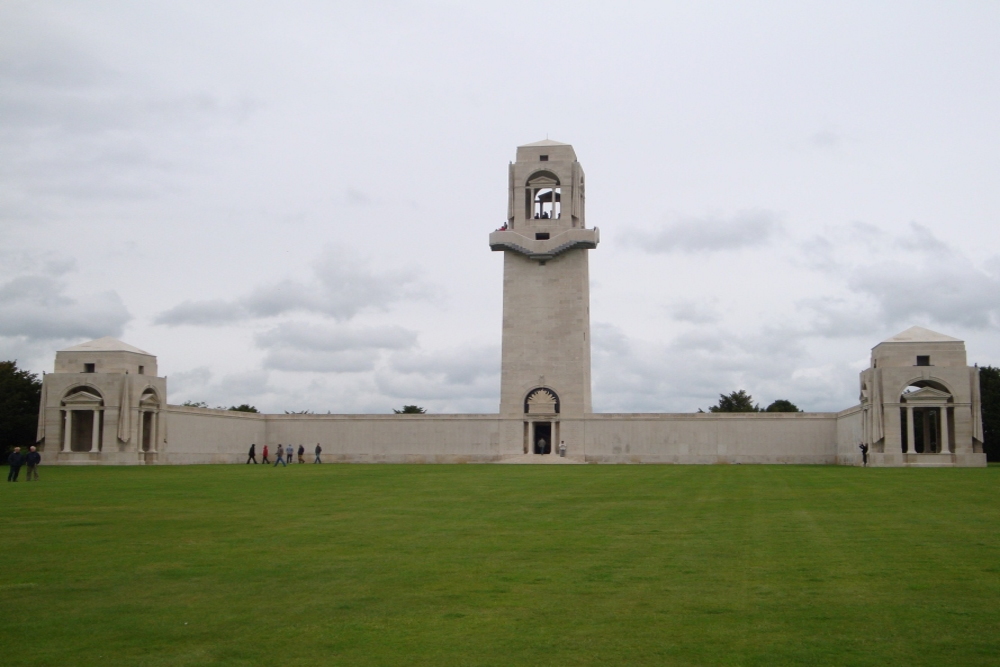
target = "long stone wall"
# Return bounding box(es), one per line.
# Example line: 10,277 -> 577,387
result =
48,402 -> 980,466
147,407 -> 849,465
567,412 -> 839,464
161,406 -> 267,464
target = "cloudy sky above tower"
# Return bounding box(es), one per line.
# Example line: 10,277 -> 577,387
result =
2,1 -> 999,413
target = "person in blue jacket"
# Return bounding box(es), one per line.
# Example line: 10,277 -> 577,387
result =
7,447 -> 24,482
25,446 -> 41,481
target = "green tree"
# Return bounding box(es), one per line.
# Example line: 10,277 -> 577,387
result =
394,405 -> 427,414
707,390 -> 760,413
979,366 -> 1000,462
284,410 -> 314,414
0,361 -> 42,456
182,400 -> 209,408
228,404 -> 259,413
764,399 -> 802,413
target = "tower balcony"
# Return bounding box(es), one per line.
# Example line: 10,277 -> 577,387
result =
489,228 -> 599,262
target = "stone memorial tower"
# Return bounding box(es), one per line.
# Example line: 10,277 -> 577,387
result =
489,140 -> 599,454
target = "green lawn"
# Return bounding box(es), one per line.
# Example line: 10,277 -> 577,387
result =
2,463 -> 999,666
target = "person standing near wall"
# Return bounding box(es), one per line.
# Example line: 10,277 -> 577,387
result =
314,444 -> 322,463
274,444 -> 286,467
262,445 -> 270,465
297,444 -> 305,464
859,443 -> 869,467
25,446 -> 40,481
247,443 -> 257,464
7,447 -> 24,482
286,445 -> 294,465
559,441 -> 566,458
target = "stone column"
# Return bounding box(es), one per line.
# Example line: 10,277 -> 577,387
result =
940,407 -> 950,454
62,410 -> 72,452
149,411 -> 158,452
137,410 -> 144,452
906,406 -> 915,454
90,409 -> 101,452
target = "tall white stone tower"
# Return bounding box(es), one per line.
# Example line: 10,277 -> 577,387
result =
489,140 -> 598,453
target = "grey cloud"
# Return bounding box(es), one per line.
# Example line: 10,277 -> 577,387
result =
893,222 -> 953,255
0,275 -> 130,340
256,322 -> 416,353
369,346 -> 501,408
168,367 -> 272,407
667,300 -> 720,324
255,321 -> 418,373
152,299 -> 246,326
810,130 -> 840,148
849,261 -> 1000,329
628,209 -> 781,253
264,349 -> 381,373
0,22 -> 259,215
155,247 -> 425,326
591,322 -> 828,413
389,345 -> 500,385
793,223 -> 1000,335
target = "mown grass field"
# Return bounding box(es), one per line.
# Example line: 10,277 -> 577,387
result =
2,463 -> 999,666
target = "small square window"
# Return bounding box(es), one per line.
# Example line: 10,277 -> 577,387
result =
916,356 -> 930,366
539,155 -> 549,161
138,366 -> 145,375
535,233 -> 550,240
84,363 -> 95,373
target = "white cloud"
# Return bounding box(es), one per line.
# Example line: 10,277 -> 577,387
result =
0,275 -> 130,340
155,246 -> 427,325
626,209 -> 781,253
255,321 -> 418,373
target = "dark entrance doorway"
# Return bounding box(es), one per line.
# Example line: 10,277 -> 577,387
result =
534,422 -> 551,454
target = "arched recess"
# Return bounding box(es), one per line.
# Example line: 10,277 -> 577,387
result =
898,378 -> 954,455
61,386 -> 105,453
524,387 -> 560,415
524,171 -> 561,220
138,387 -> 161,452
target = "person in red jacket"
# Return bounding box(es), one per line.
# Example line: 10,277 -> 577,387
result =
261,445 -> 270,465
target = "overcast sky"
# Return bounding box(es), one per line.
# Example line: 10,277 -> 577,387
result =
2,1 -> 999,414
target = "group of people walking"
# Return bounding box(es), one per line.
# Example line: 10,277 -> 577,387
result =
246,443 -> 322,466
7,446 -> 41,482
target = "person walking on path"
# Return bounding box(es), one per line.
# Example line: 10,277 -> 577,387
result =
558,441 -> 566,458
25,446 -> 41,481
261,445 -> 270,465
274,444 -> 286,467
7,447 -> 24,482
314,444 -> 322,463
247,443 -> 257,464
286,445 -> 294,465
297,444 -> 305,464
859,443 -> 869,467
